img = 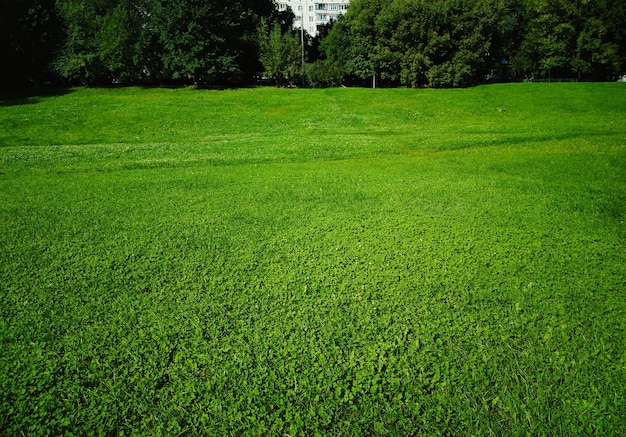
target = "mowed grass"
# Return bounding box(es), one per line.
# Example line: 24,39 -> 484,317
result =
1,84 -> 625,435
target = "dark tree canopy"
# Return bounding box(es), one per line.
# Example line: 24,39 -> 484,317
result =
317,0 -> 626,87
51,0 -> 276,86
1,0 -> 625,87
0,0 -> 62,85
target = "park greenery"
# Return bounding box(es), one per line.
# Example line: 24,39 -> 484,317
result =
1,83 -> 626,435
316,0 -> 626,87
2,0 -> 626,87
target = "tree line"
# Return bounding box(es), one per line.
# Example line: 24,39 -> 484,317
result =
313,0 -> 626,87
1,0 -> 289,86
2,0 -> 625,88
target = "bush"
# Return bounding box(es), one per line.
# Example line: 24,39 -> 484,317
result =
305,60 -> 343,88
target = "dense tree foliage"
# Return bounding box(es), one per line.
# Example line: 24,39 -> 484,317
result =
259,21 -> 303,87
317,0 -> 626,87
53,0 -> 148,84
53,0 -> 276,86
0,0 -> 61,85
516,0 -> 624,81
1,0 -> 625,87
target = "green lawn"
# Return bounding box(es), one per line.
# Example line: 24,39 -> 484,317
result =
1,84 -> 625,435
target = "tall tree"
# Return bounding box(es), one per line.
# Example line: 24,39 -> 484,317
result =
324,0 -> 507,87
259,21 -> 302,86
572,0 -> 623,80
343,0 -> 385,85
54,0 -> 103,84
516,0 -> 576,78
95,1 -> 148,81
515,0 -> 623,80
53,0 -> 276,86
146,0 -> 277,85
0,0 -> 62,86
320,0 -> 625,86
310,16 -> 354,86
55,0 -> 148,84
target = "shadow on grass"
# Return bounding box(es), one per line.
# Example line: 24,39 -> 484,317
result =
430,130 -> 622,152
0,87 -> 73,106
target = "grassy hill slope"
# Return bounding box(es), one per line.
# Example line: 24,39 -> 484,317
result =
1,84 -> 625,435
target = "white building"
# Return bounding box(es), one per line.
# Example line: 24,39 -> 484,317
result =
277,0 -> 350,36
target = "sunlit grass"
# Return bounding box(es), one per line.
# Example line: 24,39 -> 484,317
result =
1,83 -> 625,435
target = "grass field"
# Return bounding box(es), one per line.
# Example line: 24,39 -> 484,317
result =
1,83 -> 625,435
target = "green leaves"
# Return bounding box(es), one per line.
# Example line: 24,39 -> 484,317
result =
0,0 -> 62,85
52,0 -> 275,85
515,0 -> 625,79
322,0 -> 508,87
259,22 -> 303,86
319,0 -> 625,86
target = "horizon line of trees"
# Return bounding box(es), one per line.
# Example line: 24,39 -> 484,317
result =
2,0 -> 625,88
312,0 -> 626,87
1,0 -> 291,87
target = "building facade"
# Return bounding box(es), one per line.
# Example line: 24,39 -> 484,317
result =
277,0 -> 350,36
